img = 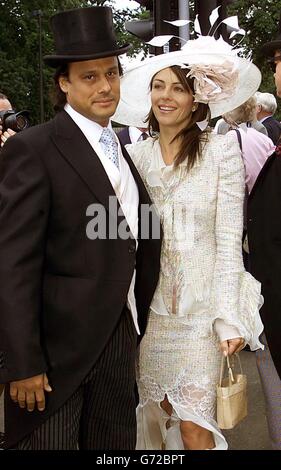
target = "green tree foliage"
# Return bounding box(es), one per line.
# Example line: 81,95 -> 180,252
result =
1,1 -> 281,123
0,0 -> 145,123
227,0 -> 281,117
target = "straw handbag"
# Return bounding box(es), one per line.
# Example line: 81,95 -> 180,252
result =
217,354 -> 247,429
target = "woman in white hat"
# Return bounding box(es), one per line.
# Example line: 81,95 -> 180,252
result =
115,35 -> 264,450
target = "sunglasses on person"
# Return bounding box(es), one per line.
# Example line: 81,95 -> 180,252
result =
268,55 -> 281,72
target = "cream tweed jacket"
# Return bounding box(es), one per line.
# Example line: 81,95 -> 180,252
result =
127,132 -> 263,349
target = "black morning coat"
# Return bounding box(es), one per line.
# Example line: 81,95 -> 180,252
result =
247,150 -> 281,380
262,116 -> 281,146
0,110 -> 162,447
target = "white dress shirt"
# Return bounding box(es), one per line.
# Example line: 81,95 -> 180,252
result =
65,104 -> 140,334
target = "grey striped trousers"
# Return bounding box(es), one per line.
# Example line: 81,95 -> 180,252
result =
256,333 -> 281,450
15,307 -> 137,450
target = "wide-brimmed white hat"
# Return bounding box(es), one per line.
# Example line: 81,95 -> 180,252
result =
113,36 -> 261,127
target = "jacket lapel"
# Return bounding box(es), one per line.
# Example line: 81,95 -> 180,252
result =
51,111 -> 160,240
119,141 -> 153,207
51,111 -> 118,218
120,142 -> 162,242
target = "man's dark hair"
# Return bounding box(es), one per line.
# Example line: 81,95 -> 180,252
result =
51,58 -> 124,112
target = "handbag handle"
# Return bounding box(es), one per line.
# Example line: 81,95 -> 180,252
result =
219,353 -> 243,387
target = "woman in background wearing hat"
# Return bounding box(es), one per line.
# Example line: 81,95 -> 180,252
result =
247,16 -> 281,450
114,36 -> 265,450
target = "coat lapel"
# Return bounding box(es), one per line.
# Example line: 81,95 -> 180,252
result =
51,111 -> 160,240
51,111 -> 118,217
119,141 -> 153,207
120,141 -> 162,242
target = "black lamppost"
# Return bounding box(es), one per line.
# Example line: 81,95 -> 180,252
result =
126,0 -> 181,54
195,0 -> 236,39
32,10 -> 44,123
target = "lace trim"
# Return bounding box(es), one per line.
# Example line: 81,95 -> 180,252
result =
138,370 -> 216,422
213,271 -> 264,350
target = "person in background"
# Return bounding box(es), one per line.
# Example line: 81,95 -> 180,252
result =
247,15 -> 281,450
255,91 -> 281,145
0,93 -> 12,112
0,93 -> 16,147
214,110 -> 268,136
118,126 -> 149,146
0,92 -> 14,448
222,96 -> 275,194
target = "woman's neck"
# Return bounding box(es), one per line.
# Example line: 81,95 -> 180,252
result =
159,126 -> 182,166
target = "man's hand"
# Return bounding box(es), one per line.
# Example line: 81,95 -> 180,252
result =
0,127 -> 16,147
10,373 -> 52,412
220,337 -> 245,357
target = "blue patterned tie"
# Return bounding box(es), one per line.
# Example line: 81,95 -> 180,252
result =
100,128 -> 119,169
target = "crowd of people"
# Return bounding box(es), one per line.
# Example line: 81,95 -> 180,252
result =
0,4 -> 281,451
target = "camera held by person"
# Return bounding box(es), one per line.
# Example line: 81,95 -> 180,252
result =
0,109 -> 30,133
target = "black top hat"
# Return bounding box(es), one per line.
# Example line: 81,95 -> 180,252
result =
261,14 -> 281,57
44,6 -> 131,67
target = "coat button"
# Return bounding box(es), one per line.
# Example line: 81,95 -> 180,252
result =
128,244 -> 136,254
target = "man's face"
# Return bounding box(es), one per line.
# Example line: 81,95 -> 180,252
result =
59,56 -> 120,127
0,99 -> 12,112
274,50 -> 281,98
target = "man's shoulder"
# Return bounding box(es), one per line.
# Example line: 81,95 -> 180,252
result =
0,114 -> 64,163
18,117 -> 55,141
264,116 -> 281,128
117,127 -> 129,136
10,111 -> 74,151
117,127 -> 130,146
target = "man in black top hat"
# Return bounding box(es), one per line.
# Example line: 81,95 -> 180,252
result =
247,15 -> 281,450
0,6 -> 161,450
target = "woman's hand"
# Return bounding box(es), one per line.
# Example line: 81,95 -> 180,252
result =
220,337 -> 245,356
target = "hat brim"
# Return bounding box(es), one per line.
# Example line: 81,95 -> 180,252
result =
113,50 -> 261,126
44,44 -> 131,67
261,39 -> 281,57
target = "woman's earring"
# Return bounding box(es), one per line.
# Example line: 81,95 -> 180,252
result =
192,106 -> 197,112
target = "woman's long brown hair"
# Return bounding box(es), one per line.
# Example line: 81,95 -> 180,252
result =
147,65 -> 211,171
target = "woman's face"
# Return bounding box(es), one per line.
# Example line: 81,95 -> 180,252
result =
151,67 -> 194,131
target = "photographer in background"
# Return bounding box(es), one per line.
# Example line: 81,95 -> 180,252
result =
0,93 -> 11,111
0,93 -> 16,147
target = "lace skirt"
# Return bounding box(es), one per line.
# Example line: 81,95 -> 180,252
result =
136,311 -> 227,450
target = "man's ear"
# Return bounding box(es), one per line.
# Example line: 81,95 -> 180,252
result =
59,75 -> 69,94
